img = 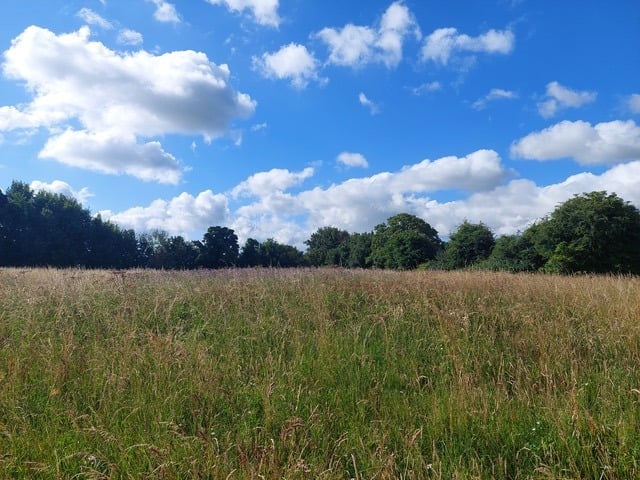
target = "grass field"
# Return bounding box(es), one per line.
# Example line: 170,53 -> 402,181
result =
0,268 -> 639,479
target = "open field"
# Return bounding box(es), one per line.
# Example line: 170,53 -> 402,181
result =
1,268 -> 639,479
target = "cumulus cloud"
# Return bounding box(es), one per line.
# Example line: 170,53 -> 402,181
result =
231,167 -> 314,197
0,25 -> 255,183
103,150 -> 508,244
206,0 -> 280,27
337,152 -> 369,168
253,43 -> 323,89
147,0 -> 181,23
358,92 -> 379,115
30,180 -> 94,205
117,29 -> 143,46
102,190 -> 230,238
417,160 -> 640,237
537,81 -> 596,118
102,151 -> 640,246
421,27 -> 514,65
472,88 -> 517,110
76,8 -> 113,29
315,1 -> 420,69
39,130 -> 184,184
248,150 -> 508,238
511,120 -> 640,165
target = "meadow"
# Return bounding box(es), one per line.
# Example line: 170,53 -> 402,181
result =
0,268 -> 639,479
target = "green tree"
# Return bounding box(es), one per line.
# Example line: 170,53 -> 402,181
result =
87,217 -> 139,269
239,238 -> 264,267
31,190 -> 92,266
534,191 -> 640,274
165,235 -> 199,269
196,226 -> 239,268
0,181 -> 139,268
0,188 -> 9,265
3,182 -> 35,265
305,226 -> 350,266
368,213 -> 443,269
347,232 -> 372,268
443,221 -> 495,269
483,232 -> 543,272
259,239 -> 306,267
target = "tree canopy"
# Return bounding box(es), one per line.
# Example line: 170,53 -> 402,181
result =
305,226 -> 350,267
443,221 -> 495,270
1,181 -> 639,275
534,191 -> 640,274
368,213 -> 443,269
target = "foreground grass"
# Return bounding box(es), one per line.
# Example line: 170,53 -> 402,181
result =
0,268 -> 639,479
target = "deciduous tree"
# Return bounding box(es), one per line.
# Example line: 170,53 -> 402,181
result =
534,191 -> 640,274
443,221 -> 495,269
368,213 -> 443,269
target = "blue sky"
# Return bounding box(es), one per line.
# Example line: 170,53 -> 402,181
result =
1,0 -> 639,246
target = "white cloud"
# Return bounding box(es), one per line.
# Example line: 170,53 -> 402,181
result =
102,190 -> 230,238
102,152 -> 640,247
358,92 -> 379,115
316,24 -> 376,68
537,81 -> 596,118
147,0 -> 181,24
206,0 -> 280,27
421,27 -> 514,65
232,167 -> 314,197
39,130 -> 184,184
117,29 -> 143,46
418,161 -> 640,237
337,152 -> 369,168
253,43 -> 323,89
511,120 -> 640,165
289,150 -> 508,235
627,94 -> 640,114
0,26 -> 255,182
232,150 -> 508,239
315,1 -> 420,69
472,88 -> 517,110
30,180 -> 94,204
76,8 -> 113,29
411,81 -> 441,95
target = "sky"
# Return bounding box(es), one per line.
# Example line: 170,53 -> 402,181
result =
1,0 -> 639,247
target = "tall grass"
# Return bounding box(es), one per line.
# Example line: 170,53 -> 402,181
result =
0,268 -> 639,478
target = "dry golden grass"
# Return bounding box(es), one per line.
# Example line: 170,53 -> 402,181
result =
0,268 -> 639,478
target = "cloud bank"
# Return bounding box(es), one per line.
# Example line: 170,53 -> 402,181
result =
0,25 -> 255,183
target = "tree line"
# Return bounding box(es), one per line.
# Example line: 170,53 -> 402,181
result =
1,181 -> 639,274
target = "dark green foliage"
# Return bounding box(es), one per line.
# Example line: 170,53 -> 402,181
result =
238,238 -> 263,267
534,191 -> 640,274
304,226 -> 350,266
238,238 -> 306,268
87,216 -> 140,269
196,226 -> 239,268
2,180 -> 639,274
143,231 -> 199,269
347,232 -> 372,268
259,238 -> 306,267
443,221 -> 495,269
260,238 -> 305,268
368,213 -> 443,269
0,181 -> 140,268
482,232 -> 542,272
